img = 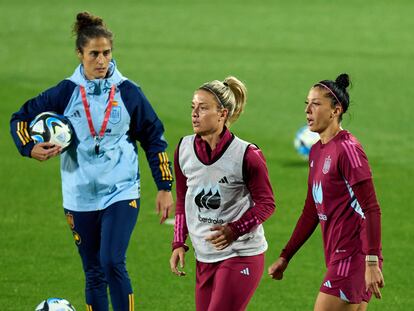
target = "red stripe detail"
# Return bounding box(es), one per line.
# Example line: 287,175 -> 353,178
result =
177,214 -> 182,242
174,214 -> 185,243
337,260 -> 343,276
174,215 -> 179,242
344,256 -> 352,277
342,258 -> 347,276
179,214 -> 184,242
342,141 -> 357,168
350,143 -> 362,167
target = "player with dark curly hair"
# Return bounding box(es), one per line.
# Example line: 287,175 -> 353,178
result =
10,11 -> 174,311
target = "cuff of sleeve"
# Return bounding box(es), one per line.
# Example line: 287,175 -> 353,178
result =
227,222 -> 242,239
364,249 -> 382,257
20,141 -> 35,158
279,250 -> 292,263
172,242 -> 189,252
156,181 -> 173,191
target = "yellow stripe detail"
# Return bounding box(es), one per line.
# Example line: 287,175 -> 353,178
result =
16,130 -> 27,145
86,304 -> 93,311
23,122 -> 31,141
158,153 -> 166,180
160,152 -> 167,180
164,152 -> 171,180
129,293 -> 134,311
16,122 -> 30,144
161,152 -> 173,181
162,152 -> 170,180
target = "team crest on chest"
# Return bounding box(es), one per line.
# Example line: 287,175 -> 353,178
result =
322,155 -> 331,174
109,104 -> 121,124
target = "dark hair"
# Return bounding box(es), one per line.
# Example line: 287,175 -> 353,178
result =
314,73 -> 351,117
73,12 -> 113,53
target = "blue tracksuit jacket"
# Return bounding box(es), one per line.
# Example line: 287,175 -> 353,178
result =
10,61 -> 173,211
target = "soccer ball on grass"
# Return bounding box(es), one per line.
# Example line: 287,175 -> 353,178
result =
35,297 -> 76,311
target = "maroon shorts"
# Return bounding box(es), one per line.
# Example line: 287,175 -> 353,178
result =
320,252 -> 383,304
195,253 -> 264,311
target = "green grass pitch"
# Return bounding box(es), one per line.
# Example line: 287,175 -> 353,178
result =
0,0 -> 413,310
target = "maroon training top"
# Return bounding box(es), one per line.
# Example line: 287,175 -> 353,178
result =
280,130 -> 382,265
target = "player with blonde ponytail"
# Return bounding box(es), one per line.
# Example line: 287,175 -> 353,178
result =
169,76 -> 276,310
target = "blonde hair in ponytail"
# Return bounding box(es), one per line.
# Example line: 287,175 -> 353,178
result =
198,76 -> 247,127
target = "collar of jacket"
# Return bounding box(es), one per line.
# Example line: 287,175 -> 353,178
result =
67,59 -> 127,94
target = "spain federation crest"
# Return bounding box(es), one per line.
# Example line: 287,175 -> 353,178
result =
109,104 -> 121,124
322,155 -> 331,174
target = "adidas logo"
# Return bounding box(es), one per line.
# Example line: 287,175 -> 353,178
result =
310,160 -> 314,168
218,176 -> 229,184
69,110 -> 81,119
323,280 -> 332,288
129,200 -> 137,208
240,268 -> 250,276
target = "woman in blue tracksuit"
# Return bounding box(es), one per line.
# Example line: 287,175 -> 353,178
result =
10,12 -> 173,311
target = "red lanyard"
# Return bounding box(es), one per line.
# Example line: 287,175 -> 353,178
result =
80,85 -> 116,153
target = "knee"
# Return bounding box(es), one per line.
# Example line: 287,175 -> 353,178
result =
84,266 -> 106,288
101,253 -> 126,275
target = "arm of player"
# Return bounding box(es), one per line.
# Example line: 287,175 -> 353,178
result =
170,247 -> 186,276
156,189 -> 174,224
125,85 -> 174,223
10,80 -> 75,157
171,145 -> 190,250
268,257 -> 288,280
224,146 -> 276,237
353,179 -> 384,299
170,153 -> 188,276
339,139 -> 384,299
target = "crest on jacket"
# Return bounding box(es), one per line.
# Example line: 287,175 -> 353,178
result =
109,103 -> 121,124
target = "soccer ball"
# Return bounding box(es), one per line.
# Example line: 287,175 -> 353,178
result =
35,298 -> 76,311
29,112 -> 73,151
294,125 -> 320,159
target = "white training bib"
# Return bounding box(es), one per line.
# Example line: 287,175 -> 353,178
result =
179,134 -> 267,263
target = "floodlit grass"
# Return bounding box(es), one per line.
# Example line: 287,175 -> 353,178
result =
0,0 -> 413,310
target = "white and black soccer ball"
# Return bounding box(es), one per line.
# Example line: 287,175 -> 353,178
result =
35,298 -> 76,311
29,112 -> 73,151
294,125 -> 320,159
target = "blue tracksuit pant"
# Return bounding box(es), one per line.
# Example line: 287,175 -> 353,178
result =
64,199 -> 139,311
